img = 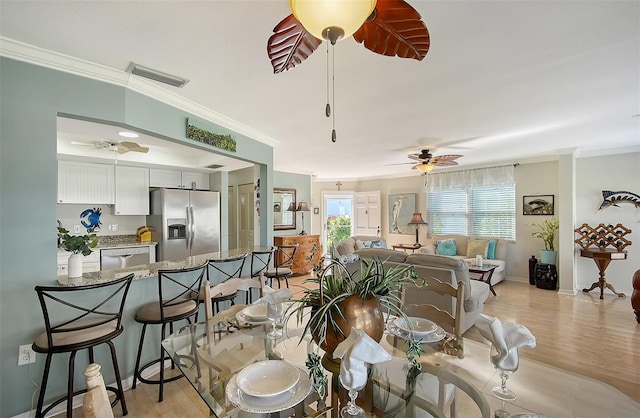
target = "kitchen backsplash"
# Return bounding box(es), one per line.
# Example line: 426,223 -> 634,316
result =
57,204 -> 146,236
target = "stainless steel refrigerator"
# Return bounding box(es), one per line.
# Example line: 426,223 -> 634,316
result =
147,188 -> 221,261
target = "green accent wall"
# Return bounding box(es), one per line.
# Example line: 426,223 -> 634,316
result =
0,57 -> 274,416
273,171 -> 313,237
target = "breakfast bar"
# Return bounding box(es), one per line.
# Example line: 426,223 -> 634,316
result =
57,246 -> 274,287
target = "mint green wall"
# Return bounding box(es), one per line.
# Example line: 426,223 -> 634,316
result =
273,171 -> 312,237
0,57 -> 273,417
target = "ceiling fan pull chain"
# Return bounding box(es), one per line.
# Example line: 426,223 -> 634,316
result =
325,40 -> 331,118
331,38 -> 336,143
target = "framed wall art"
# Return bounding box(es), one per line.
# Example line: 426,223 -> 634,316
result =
388,193 -> 416,234
523,194 -> 554,215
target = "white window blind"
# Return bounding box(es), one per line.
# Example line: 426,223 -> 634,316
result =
426,166 -> 516,239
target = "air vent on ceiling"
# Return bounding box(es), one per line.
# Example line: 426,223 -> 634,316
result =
126,63 -> 189,88
206,164 -> 223,169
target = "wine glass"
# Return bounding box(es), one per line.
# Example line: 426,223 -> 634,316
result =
490,344 -> 519,401
266,302 -> 283,339
340,384 -> 366,417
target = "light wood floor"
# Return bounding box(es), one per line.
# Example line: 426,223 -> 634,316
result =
55,276 -> 640,417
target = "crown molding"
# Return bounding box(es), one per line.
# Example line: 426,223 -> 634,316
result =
0,37 -> 278,148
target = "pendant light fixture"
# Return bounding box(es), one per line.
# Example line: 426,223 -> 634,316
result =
415,163 -> 435,174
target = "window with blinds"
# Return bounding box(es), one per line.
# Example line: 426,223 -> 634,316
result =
427,185 -> 515,239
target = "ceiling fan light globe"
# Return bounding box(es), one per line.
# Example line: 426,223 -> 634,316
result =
416,163 -> 435,174
290,0 -> 377,42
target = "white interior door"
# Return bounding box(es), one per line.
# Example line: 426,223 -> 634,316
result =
228,185 -> 237,249
354,191 -> 381,236
238,183 -> 254,248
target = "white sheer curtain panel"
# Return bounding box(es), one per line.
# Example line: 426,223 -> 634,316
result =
425,165 -> 515,192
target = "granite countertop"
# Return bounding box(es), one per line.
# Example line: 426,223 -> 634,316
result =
57,246 -> 274,286
96,235 -> 157,248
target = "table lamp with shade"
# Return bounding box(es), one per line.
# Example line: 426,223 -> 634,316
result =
408,212 -> 427,247
296,202 -> 310,235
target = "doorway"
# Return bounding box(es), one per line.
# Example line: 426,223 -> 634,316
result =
322,193 -> 354,254
238,183 -> 254,248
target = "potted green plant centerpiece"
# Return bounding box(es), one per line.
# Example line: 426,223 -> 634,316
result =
57,226 -> 98,278
286,257 -> 423,373
530,217 -> 559,264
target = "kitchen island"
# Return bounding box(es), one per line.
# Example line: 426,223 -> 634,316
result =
58,246 -> 273,286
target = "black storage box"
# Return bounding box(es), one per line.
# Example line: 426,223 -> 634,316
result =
534,263 -> 558,290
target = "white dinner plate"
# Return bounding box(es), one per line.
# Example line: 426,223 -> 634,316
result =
387,321 -> 446,343
242,304 -> 268,321
394,316 -> 438,337
236,360 -> 300,397
236,310 -> 272,325
226,365 -> 311,414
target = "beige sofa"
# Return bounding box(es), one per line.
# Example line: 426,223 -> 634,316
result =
331,235 -> 387,257
345,247 -> 490,333
418,235 -> 507,286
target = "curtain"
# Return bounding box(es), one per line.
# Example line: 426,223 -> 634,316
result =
425,165 -> 515,192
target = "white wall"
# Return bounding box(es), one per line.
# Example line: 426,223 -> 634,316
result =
311,152 -> 640,293
575,152 -> 640,294
57,204 -> 145,235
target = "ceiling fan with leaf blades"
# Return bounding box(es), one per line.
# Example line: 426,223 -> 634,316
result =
267,0 -> 430,74
71,140 -> 149,154
387,149 -> 463,174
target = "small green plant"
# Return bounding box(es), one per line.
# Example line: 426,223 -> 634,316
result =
57,227 -> 98,256
530,217 -> 559,251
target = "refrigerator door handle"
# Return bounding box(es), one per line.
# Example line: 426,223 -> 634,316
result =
186,206 -> 192,251
189,205 -> 196,251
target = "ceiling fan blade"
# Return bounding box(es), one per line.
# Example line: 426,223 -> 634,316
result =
353,0 -> 430,61
385,162 -> 416,166
431,154 -> 462,163
70,141 -> 94,146
120,141 -> 149,153
267,14 -> 322,74
433,160 -> 459,167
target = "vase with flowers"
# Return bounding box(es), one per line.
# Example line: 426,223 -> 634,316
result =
57,226 -> 98,278
530,217 -> 559,264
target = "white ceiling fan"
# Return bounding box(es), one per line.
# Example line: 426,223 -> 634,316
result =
71,139 -> 149,154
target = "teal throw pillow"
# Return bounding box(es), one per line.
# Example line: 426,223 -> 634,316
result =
370,239 -> 386,248
437,240 -> 457,256
486,240 -> 497,259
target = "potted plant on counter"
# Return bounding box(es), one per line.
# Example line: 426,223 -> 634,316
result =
57,227 -> 98,278
530,217 -> 559,264
286,257 -> 424,373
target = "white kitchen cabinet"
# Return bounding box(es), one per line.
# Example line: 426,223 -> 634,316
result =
57,161 -> 115,204
114,165 -> 150,215
57,250 -> 100,276
181,171 -> 210,190
149,168 -> 209,190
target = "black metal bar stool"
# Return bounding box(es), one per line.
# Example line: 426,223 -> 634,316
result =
239,248 -> 274,303
201,254 -> 247,317
265,244 -> 298,288
33,273 -> 134,418
132,263 -> 206,402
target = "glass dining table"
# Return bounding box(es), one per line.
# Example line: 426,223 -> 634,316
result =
161,306 -> 490,417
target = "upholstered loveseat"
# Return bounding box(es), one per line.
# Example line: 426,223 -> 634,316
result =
343,247 -> 491,333
332,235 -> 388,257
418,235 -> 508,286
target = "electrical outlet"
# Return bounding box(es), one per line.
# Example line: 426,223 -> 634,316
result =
108,224 -> 119,232
73,225 -> 82,233
18,345 -> 35,365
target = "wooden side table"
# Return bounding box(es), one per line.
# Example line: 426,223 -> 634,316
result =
580,248 -> 627,299
392,244 -> 421,253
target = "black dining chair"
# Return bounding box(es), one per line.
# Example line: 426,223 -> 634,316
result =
132,263 -> 207,402
199,254 -> 248,318
33,273 -> 134,418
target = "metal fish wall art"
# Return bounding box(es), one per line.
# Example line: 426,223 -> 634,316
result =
598,190 -> 640,211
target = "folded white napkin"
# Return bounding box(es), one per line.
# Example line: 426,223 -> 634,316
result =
253,285 -> 293,305
475,314 -> 536,371
333,328 -> 391,391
